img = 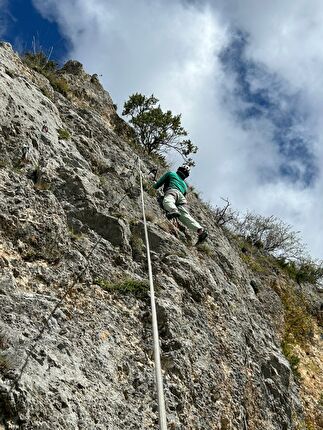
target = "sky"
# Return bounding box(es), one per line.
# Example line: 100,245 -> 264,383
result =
1,0 -> 322,259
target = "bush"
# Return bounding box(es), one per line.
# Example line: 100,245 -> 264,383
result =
95,278 -> 149,298
277,258 -> 323,284
22,51 -> 70,97
205,198 -> 237,227
49,77 -> 69,97
231,212 -> 305,260
22,51 -> 57,73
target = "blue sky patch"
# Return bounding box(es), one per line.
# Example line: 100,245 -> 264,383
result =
220,31 -> 318,188
2,0 -> 68,64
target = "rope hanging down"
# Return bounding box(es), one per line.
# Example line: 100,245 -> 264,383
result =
138,159 -> 168,430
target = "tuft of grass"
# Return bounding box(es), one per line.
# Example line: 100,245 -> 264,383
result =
130,234 -> 145,258
196,242 -> 213,256
145,210 -> 156,222
50,77 -> 69,96
68,227 -> 82,240
241,253 -> 268,274
95,278 -> 149,298
0,160 -> 9,169
58,128 -> 70,140
34,181 -> 50,191
40,87 -> 52,99
143,179 -> 157,197
0,353 -> 11,371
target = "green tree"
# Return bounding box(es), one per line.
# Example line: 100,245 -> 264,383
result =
122,93 -> 197,162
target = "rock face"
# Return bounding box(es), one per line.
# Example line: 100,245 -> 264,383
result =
0,42 -> 322,430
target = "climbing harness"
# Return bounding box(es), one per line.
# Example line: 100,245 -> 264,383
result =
138,158 -> 168,430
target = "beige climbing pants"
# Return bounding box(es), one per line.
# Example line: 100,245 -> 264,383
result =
163,189 -> 202,232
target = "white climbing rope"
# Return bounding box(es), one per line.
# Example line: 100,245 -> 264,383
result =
138,158 -> 167,430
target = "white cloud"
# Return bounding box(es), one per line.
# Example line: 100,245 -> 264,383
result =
33,0 -> 323,259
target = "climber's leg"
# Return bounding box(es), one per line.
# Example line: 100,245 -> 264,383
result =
177,204 -> 202,232
163,190 -> 180,219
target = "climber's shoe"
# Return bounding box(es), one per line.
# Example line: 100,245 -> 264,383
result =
196,228 -> 208,245
166,211 -> 180,220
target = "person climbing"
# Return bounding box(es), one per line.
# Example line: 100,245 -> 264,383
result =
153,165 -> 208,244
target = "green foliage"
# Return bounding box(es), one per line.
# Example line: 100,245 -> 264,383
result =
23,51 -> 58,73
277,258 -> 323,284
22,51 -> 70,97
241,253 -> 267,274
58,128 -> 70,140
282,341 -> 301,380
130,234 -> 145,260
0,160 -> 9,169
281,289 -> 314,346
276,284 -> 314,380
0,354 -> 10,371
196,242 -> 213,256
239,240 -> 274,275
145,210 -> 156,222
34,181 -> 50,191
142,179 -> 157,197
232,212 -> 304,259
40,87 -> 52,99
122,93 -> 197,162
68,227 -> 82,240
296,418 -> 317,430
95,278 -> 149,298
50,77 -> 69,96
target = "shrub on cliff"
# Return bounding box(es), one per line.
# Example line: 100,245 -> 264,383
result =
22,51 -> 57,73
231,212 -> 303,259
122,93 -> 197,163
277,257 -> 323,284
22,51 -> 69,97
232,212 -> 323,284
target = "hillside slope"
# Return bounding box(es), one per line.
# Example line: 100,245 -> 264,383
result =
0,42 -> 322,430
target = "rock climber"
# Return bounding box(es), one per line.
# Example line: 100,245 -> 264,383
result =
153,165 -> 208,244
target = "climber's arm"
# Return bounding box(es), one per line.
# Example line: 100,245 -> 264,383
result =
153,172 -> 170,189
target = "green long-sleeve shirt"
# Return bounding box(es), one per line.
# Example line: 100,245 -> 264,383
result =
153,171 -> 188,195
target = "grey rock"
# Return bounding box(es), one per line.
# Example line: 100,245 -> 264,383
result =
0,41 -> 317,430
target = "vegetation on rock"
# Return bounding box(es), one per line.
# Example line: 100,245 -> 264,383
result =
95,278 -> 149,298
22,51 -> 70,97
122,93 -> 197,163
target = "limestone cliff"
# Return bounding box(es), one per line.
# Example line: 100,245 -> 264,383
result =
0,42 -> 322,430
